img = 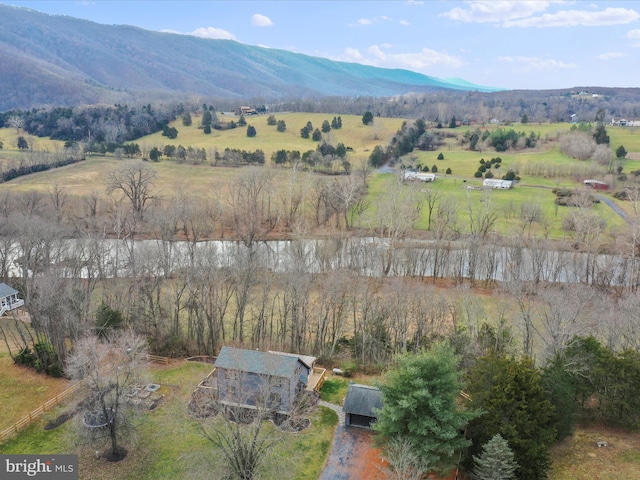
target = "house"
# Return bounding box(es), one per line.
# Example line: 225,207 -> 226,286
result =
237,106 -> 257,116
267,350 -> 326,391
483,179 -> 513,189
584,179 -> 608,190
0,283 -> 23,316
343,383 -> 384,428
213,346 -> 318,414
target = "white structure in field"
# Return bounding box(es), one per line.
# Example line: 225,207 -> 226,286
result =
483,179 -> 513,189
403,170 -> 436,182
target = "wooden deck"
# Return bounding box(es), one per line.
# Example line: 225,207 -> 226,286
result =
307,367 -> 327,392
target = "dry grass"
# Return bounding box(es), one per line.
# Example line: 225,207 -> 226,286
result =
549,425 -> 640,479
0,318 -> 70,430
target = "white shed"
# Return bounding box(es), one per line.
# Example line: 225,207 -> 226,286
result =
483,179 -> 513,189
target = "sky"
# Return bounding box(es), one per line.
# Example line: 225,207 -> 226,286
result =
4,0 -> 640,90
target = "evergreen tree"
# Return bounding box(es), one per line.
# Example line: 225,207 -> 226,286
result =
473,434 -> 518,480
149,146 -> 162,162
202,109 -> 212,127
449,116 -> 458,128
374,342 -> 478,475
182,112 -> 192,126
237,115 -> 247,126
267,115 -> 277,126
277,120 -> 286,132
616,145 -> 627,158
312,129 -> 322,141
246,125 -> 257,137
362,111 -> 374,125
300,126 -> 310,139
437,152 -> 444,160
17,136 -> 28,149
322,120 -> 331,133
369,145 -> 386,167
203,124 -> 211,134
466,355 -> 556,480
593,124 -> 610,145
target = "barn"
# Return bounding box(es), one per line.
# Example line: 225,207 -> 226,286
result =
343,383 -> 383,428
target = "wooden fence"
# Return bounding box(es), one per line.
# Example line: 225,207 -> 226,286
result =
0,354 -> 169,444
0,380 -> 87,444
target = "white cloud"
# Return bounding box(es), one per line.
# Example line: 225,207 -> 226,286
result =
189,27 -> 236,40
351,16 -> 394,27
342,47 -> 363,61
251,14 -> 273,27
399,20 -> 410,26
336,45 -> 463,70
504,7 -> 640,27
498,56 -> 576,71
626,29 -> 640,38
597,52 -> 625,60
441,1 -> 551,23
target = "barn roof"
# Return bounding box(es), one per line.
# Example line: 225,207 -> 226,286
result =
214,346 -> 299,378
343,383 -> 384,417
0,283 -> 18,298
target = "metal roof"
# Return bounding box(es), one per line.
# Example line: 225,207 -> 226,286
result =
268,350 -> 316,370
343,384 -> 384,417
214,346 -> 299,378
0,283 -> 18,299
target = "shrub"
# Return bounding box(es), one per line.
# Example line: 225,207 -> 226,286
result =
341,362 -> 358,378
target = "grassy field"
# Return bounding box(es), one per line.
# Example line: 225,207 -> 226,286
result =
0,359 -> 338,480
549,426 -> 640,480
0,119 -> 636,241
0,318 -> 71,430
138,112 -> 403,165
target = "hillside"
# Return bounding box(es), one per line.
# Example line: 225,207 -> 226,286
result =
0,5 -> 498,111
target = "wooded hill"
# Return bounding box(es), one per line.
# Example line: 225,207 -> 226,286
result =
0,4 -> 498,111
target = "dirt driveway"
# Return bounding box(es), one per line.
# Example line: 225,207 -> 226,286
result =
320,425 -> 385,480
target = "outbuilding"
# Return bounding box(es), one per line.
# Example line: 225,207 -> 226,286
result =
0,283 -> 23,316
483,178 -> 513,189
343,383 -> 383,428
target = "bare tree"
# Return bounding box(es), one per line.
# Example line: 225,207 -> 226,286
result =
107,163 -> 157,220
379,437 -> 431,480
66,330 -> 148,461
7,114 -> 24,135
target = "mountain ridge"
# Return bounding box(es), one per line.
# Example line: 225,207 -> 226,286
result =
0,4 -> 499,110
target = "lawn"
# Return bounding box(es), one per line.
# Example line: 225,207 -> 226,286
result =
0,318 -> 71,430
549,426 -> 640,480
0,360 -> 339,480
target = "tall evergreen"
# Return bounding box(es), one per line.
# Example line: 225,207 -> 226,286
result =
374,342 -> 478,475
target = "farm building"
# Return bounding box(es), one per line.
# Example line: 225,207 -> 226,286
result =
343,383 -> 383,428
403,170 -> 436,182
584,179 -> 608,190
213,346 -> 325,414
0,283 -> 23,316
483,179 -> 513,189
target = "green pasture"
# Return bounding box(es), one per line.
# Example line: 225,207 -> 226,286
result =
364,170 -> 626,240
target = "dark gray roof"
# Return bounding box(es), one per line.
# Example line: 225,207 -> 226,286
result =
0,283 -> 18,299
343,384 -> 384,417
214,346 -> 299,378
